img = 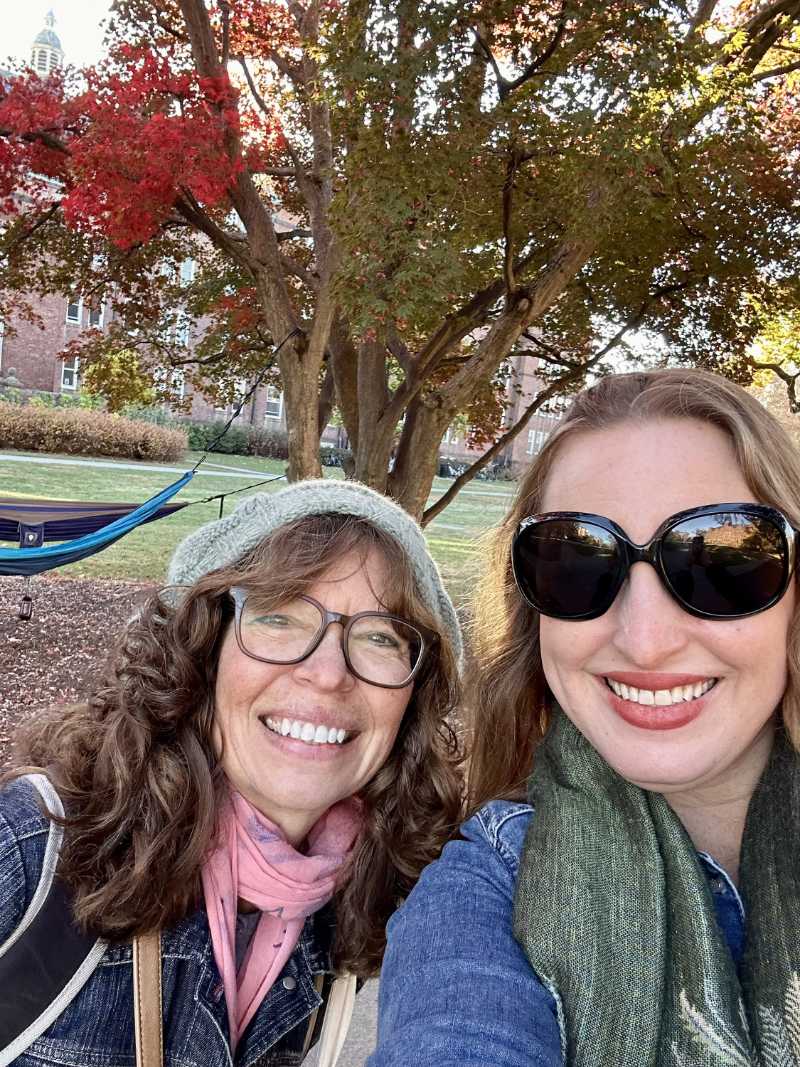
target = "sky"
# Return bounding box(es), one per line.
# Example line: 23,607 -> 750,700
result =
2,1 -> 114,69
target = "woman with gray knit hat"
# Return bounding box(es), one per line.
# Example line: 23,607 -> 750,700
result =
0,480 -> 463,1067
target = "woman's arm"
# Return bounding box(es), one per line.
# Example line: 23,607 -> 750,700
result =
0,778 -> 49,944
368,804 -> 562,1067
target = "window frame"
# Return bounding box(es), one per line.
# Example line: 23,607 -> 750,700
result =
263,385 -> 283,420
61,354 -> 80,391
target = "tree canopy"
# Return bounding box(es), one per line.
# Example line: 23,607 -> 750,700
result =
1,0 -> 799,519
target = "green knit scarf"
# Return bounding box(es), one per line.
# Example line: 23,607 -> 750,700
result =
513,714 -> 800,1066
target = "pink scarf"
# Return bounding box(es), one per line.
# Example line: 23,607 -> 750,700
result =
201,790 -> 362,1049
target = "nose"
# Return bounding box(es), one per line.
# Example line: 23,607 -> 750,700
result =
609,561 -> 691,667
293,624 -> 355,692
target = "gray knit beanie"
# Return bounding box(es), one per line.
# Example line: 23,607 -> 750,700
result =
167,479 -> 462,660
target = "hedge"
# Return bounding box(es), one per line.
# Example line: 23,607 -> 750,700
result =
0,403 -> 187,462
178,420 -> 290,461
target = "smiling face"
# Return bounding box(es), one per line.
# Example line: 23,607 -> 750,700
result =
213,548 -> 414,844
537,417 -> 796,804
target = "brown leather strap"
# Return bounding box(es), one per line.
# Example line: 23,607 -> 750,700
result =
132,931 -> 163,1067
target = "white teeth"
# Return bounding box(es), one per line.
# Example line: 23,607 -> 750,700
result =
606,678 -> 716,706
264,717 -> 349,745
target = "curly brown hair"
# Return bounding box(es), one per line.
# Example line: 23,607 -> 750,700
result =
466,367 -> 800,815
11,513 -> 463,977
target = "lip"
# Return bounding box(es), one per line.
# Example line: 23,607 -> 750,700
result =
599,675 -> 714,732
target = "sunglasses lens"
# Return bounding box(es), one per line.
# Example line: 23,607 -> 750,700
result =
513,519 -> 624,618
661,512 -> 788,617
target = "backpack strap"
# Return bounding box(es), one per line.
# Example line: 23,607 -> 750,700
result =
0,774 -> 107,1066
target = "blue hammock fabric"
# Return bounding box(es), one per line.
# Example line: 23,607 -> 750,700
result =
0,471 -> 194,577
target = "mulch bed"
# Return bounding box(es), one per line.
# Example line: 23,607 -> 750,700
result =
0,575 -> 157,764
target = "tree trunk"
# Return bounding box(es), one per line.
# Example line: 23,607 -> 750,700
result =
351,339 -> 394,490
281,352 -> 323,481
388,397 -> 449,519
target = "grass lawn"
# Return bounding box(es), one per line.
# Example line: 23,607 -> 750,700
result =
0,449 -> 517,609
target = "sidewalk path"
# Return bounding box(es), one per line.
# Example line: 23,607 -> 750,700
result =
0,453 -> 273,480
0,453 -> 514,503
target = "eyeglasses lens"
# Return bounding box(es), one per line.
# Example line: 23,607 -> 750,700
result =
237,595 -> 422,686
661,512 -> 786,616
347,615 -> 422,686
514,519 -> 623,618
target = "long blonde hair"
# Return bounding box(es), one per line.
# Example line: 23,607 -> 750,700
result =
467,368 -> 800,813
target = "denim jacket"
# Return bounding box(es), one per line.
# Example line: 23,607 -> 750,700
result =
0,777 -> 336,1067
368,800 -> 746,1067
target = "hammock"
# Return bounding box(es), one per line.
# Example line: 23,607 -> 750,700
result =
0,471 -> 194,578
0,328 -> 299,587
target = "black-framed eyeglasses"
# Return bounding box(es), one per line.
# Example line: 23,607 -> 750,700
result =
511,503 -> 797,621
229,587 -> 436,689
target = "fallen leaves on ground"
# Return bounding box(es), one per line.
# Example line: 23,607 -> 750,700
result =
0,575 -> 157,763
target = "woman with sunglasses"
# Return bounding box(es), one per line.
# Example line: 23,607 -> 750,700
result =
370,368 -> 800,1066
0,480 -> 462,1067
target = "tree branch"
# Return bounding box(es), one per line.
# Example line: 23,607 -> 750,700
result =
2,202 -> 61,255
280,253 -> 318,289
502,148 -> 520,297
174,189 -> 250,267
219,0 -> 231,66
421,283 -> 690,524
748,358 -> 800,411
753,57 -> 800,79
318,359 -> 336,436
687,0 -> 720,35
474,4 -> 566,102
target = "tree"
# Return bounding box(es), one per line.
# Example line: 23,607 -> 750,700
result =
1,0 -> 799,520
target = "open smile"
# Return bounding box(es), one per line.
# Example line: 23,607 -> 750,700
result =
604,677 -> 718,706
259,715 -> 354,747
601,673 -> 719,731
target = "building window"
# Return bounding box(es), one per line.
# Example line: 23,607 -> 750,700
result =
87,302 -> 104,328
61,355 -> 79,391
442,424 -> 460,445
66,298 -> 82,325
264,386 -> 283,420
174,319 -> 190,347
180,259 -> 196,285
36,51 -> 47,72
153,366 -> 186,401
526,428 -> 549,455
170,368 -> 186,399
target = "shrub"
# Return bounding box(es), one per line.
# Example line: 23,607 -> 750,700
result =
0,387 -> 103,410
0,403 -> 187,462
180,419 -> 251,455
248,425 -> 289,460
121,403 -> 177,426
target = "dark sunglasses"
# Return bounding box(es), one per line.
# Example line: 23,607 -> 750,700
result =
511,503 -> 797,621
